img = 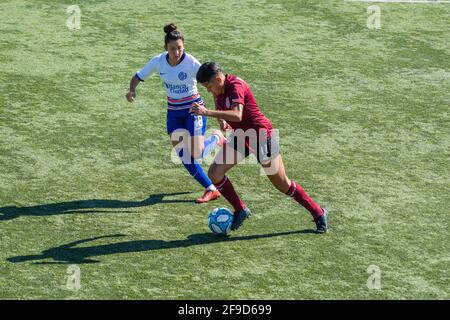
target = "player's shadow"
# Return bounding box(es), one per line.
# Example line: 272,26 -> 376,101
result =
0,192 -> 194,221
7,230 -> 316,264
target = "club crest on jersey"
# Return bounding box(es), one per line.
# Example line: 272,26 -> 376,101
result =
178,71 -> 187,81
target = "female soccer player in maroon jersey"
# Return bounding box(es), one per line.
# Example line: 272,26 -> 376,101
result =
190,62 -> 328,233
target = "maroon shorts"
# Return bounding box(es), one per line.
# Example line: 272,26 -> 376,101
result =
227,129 -> 279,163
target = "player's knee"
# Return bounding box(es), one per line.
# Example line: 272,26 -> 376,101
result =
191,147 -> 204,160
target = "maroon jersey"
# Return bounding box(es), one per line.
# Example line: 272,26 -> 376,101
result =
214,74 -> 273,133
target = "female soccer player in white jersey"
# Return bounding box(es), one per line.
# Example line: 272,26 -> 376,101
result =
126,23 -> 223,203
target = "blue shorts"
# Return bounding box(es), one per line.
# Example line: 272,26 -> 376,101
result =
166,108 -> 207,136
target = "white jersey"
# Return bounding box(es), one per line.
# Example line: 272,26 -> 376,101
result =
136,51 -> 203,110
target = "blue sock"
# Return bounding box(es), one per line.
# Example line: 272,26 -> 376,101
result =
202,134 -> 220,158
178,148 -> 213,189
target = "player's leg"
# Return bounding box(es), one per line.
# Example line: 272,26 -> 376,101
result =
167,110 -> 220,203
193,130 -> 225,159
189,131 -> 225,160
183,110 -> 222,203
170,133 -> 220,202
260,154 -> 290,193
209,136 -> 251,230
192,98 -> 224,159
187,113 -> 224,160
261,154 -> 323,216
190,134 -> 205,160
260,154 -> 328,233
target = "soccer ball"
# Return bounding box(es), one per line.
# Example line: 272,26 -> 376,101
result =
208,207 -> 234,235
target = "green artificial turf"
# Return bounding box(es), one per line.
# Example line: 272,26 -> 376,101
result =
0,0 -> 448,299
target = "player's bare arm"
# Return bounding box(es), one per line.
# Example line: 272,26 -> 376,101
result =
126,74 -> 141,102
190,102 -> 243,122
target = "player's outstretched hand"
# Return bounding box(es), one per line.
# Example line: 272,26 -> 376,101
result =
126,91 -> 136,103
190,102 -> 208,116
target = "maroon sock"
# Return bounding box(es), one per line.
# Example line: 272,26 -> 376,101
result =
286,180 -> 323,219
215,176 -> 245,212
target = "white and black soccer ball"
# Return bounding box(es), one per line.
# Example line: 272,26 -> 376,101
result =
208,207 -> 234,235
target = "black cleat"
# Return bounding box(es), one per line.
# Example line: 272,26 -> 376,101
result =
314,208 -> 329,234
231,207 -> 251,231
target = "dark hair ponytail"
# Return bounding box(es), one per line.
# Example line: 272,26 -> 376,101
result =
163,23 -> 184,45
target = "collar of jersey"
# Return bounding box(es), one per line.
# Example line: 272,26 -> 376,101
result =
165,51 -> 186,67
